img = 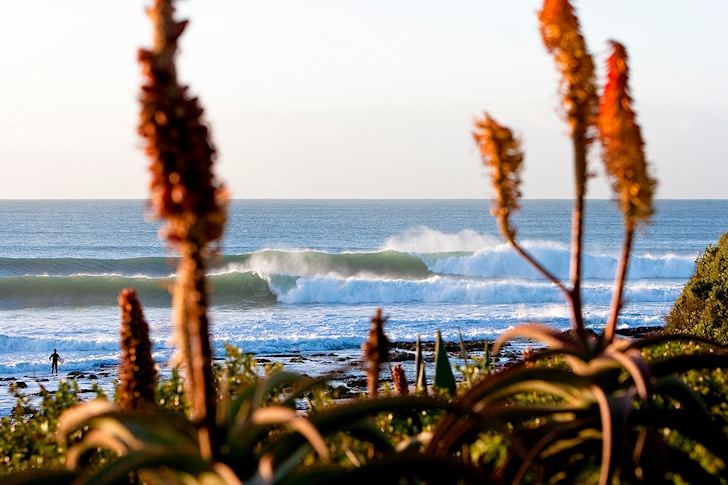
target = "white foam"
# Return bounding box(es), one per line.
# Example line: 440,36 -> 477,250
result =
382,227 -> 501,253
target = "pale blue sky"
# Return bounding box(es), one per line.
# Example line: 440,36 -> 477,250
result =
1,1 -> 726,199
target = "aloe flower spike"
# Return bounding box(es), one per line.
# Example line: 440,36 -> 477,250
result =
599,40 -> 656,343
138,0 -> 227,460
118,288 -> 157,410
538,0 -> 599,340
474,113 -> 567,295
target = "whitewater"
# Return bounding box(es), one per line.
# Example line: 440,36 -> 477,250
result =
1,199 -> 727,413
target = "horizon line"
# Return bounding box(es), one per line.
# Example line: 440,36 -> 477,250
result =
1,197 -> 727,202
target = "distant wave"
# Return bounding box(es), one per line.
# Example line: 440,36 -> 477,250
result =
0,272 -> 275,309
221,250 -> 431,279
429,244 -> 696,280
383,227 -> 500,253
0,241 -> 693,309
0,256 -> 178,278
274,276 -> 683,305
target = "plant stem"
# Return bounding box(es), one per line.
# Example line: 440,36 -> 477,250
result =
569,133 -> 588,342
603,227 -> 634,343
509,240 -> 568,295
176,246 -> 219,460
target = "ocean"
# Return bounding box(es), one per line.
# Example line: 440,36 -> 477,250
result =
1,199 -> 727,413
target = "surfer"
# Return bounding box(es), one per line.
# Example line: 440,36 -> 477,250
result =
49,349 -> 61,374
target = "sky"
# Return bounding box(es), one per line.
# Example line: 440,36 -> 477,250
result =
1,1 -> 727,200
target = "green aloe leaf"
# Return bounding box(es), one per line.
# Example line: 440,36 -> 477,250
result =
486,403 -> 593,423
252,371 -> 310,411
629,333 -> 728,352
458,329 -> 471,387
229,371 -> 308,426
493,324 -> 581,355
57,399 -> 118,438
268,395 -> 492,471
650,353 -> 728,377
427,365 -> 595,456
80,449 -> 211,485
647,408 -> 728,463
460,365 -> 593,408
653,374 -> 710,415
434,330 -> 457,396
334,454 -> 490,484
512,423 -> 602,483
661,446 -> 723,485
276,467 -> 348,485
415,335 -> 426,393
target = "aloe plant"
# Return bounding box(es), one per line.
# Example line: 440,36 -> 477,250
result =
427,0 -> 728,483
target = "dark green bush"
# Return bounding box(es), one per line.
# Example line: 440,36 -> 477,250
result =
666,232 -> 728,344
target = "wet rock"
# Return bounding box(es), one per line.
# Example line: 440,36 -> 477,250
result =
15,381 -> 27,389
390,351 -> 414,362
343,377 -> 368,389
615,326 -> 663,338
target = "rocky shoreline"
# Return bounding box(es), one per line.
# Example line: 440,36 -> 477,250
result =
0,326 -> 664,414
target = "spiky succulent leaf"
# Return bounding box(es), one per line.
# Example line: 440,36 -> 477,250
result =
78,449 -> 212,485
492,324 -> 581,355
434,330 -> 457,396
414,335 -> 426,393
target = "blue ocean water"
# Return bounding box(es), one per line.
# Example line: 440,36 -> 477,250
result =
0,199 -> 727,382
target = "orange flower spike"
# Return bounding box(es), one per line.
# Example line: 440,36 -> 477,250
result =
118,288 -> 157,410
599,41 -> 656,230
539,0 -> 598,193
473,114 -> 524,243
138,0 -> 227,247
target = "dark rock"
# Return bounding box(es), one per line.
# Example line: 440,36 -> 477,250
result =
343,377 -> 368,388
392,339 -> 496,353
390,351 -> 414,362
15,381 -> 27,389
615,326 -> 663,338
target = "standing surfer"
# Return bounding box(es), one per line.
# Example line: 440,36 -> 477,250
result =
49,349 -> 61,374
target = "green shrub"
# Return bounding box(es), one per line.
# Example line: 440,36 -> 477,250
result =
666,232 -> 728,344
0,380 -> 106,474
